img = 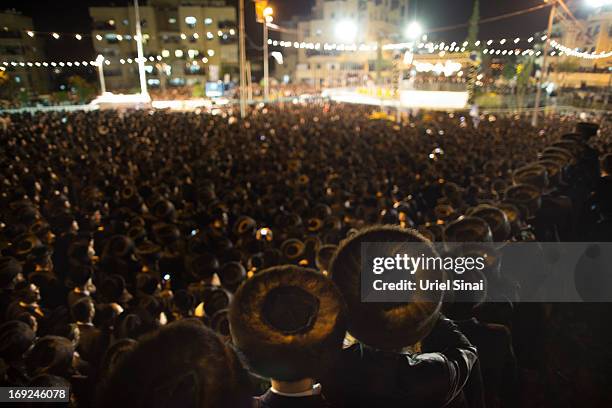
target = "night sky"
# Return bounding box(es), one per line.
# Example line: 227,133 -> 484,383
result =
2,0 -> 591,62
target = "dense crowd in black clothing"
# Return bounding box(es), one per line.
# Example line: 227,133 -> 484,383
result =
0,103 -> 611,408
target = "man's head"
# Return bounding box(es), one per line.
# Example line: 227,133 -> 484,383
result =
329,226 -> 443,350
229,265 -> 347,382
71,297 -> 95,324
96,319 -> 251,408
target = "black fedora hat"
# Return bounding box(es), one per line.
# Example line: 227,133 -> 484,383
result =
218,262 -> 246,292
229,265 -> 347,381
104,235 -> 135,258
233,216 -> 257,237
151,199 -> 176,222
203,287 -> 232,317
329,226 -> 443,350
576,122 -> 599,139
0,256 -> 23,290
210,308 -> 231,338
188,252 -> 220,281
152,223 -> 181,247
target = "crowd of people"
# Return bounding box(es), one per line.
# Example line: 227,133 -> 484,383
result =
0,102 -> 611,407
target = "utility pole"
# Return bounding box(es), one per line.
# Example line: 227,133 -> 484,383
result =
263,20 -> 269,101
239,0 -> 247,117
246,61 -> 253,102
134,0 -> 148,96
532,1 -> 556,127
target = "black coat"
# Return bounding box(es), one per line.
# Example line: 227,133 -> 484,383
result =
321,317 -> 478,408
457,317 -> 517,408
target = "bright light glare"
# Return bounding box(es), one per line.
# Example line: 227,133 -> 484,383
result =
335,20 -> 358,42
405,21 -> 423,39
586,0 -> 612,7
271,51 -> 283,64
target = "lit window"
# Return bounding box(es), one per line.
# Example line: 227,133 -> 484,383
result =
204,18 -> 213,25
169,18 -> 177,24
207,49 -> 215,57
175,49 -> 184,57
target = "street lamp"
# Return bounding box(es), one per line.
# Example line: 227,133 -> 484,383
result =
262,6 -> 273,101
405,21 -> 423,39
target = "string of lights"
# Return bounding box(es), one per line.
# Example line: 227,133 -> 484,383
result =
0,55 -> 168,68
266,33 -> 552,54
15,25 -> 611,61
268,33 -> 611,60
14,28 -> 237,42
549,39 -> 612,59
10,24 -> 549,50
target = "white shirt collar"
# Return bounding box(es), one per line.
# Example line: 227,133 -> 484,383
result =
269,383 -> 322,397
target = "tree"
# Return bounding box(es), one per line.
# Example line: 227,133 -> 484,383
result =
68,75 -> 96,103
502,61 -> 517,81
516,57 -> 534,108
0,71 -> 19,101
467,0 -> 480,45
192,82 -> 205,98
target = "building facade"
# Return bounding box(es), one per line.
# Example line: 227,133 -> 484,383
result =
89,0 -> 238,91
0,10 -> 49,94
555,6 -> 612,71
286,0 -> 410,87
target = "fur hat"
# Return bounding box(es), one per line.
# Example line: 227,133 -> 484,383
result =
468,205 -> 511,242
504,184 -> 542,218
444,216 -> 494,243
513,164 -> 549,190
329,226 -> 442,350
229,265 -> 347,381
